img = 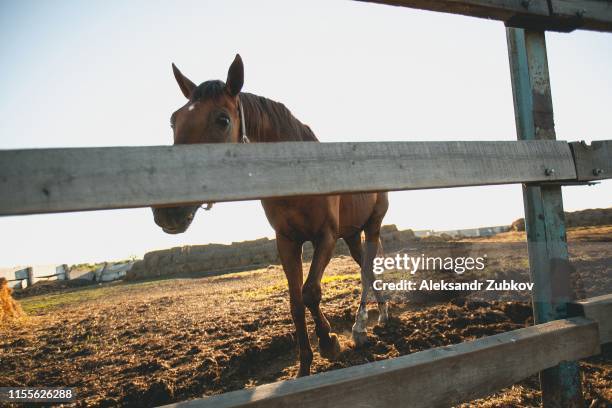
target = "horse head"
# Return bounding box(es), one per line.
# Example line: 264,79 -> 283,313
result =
152,54 -> 244,234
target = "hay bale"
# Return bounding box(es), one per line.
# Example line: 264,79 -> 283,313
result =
511,218 -> 526,231
0,277 -> 24,323
511,207 -> 612,231
380,224 -> 399,234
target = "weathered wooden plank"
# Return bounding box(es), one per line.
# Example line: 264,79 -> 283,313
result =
569,294 -> 612,344
0,141 -> 577,216
358,0 -> 612,32
160,318 -> 599,408
14,267 -> 34,287
550,0 -> 612,32
570,140 -> 612,181
358,0 -> 549,21
507,27 -> 583,406
13,268 -> 30,281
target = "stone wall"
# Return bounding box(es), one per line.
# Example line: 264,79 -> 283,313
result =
126,225 -> 417,281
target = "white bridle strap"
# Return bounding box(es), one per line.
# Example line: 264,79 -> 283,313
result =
204,97 -> 248,211
238,97 -> 250,144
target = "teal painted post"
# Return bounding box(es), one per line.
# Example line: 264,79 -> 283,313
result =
506,28 -> 584,407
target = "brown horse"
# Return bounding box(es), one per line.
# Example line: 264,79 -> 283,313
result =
152,55 -> 389,377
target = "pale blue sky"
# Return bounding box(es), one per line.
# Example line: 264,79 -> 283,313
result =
0,0 -> 610,266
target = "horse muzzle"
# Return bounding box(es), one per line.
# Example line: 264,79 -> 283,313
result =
152,205 -> 200,234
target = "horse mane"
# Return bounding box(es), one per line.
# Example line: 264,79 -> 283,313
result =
192,80 -> 318,143
239,93 -> 318,143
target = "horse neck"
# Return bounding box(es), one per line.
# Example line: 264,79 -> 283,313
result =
240,93 -> 318,143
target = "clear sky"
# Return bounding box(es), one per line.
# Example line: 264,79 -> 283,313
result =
0,0 -> 610,267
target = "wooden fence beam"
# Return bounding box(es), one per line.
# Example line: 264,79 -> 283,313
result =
569,140 -> 612,182
26,267 -> 33,287
507,27 -> 583,406
358,0 -> 612,33
569,294 -> 612,345
13,267 -> 33,287
549,0 -> 612,32
359,0 -> 548,22
159,318 -> 599,408
0,140 -> 578,216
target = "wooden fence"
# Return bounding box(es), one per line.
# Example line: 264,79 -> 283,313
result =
4,263 -> 133,288
7,265 -> 68,288
157,304 -> 610,408
1,0 -> 611,406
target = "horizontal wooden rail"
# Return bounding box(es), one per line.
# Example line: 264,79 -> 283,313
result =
569,293 -> 612,344
160,317 -> 599,408
0,140 -> 579,216
359,0 -> 612,33
570,140 -> 612,182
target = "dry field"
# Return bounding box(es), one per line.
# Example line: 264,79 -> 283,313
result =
1,227 -> 610,407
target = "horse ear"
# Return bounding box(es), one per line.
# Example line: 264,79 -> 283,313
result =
226,54 -> 244,96
172,63 -> 196,99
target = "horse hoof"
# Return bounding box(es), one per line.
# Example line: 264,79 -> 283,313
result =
296,368 -> 310,378
352,330 -> 368,348
377,303 -> 389,325
320,333 -> 342,361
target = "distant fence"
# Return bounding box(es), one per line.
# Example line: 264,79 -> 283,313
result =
7,265 -> 68,288
5,262 -> 134,289
414,225 -> 511,238
94,262 -> 135,282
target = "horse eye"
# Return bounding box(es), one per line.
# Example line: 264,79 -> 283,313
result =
216,114 -> 230,127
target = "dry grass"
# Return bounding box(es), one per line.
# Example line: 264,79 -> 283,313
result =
0,277 -> 23,324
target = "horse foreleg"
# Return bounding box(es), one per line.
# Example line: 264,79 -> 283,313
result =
344,232 -> 364,268
302,231 -> 342,361
277,235 -> 312,377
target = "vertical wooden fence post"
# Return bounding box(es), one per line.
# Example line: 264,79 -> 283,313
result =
26,267 -> 34,288
506,28 -> 584,407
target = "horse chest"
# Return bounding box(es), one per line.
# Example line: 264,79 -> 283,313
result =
260,196 -> 340,241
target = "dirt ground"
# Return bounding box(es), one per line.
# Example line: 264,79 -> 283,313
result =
1,227 -> 610,407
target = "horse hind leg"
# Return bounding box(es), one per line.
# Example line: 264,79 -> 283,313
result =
368,194 -> 390,325
373,237 -> 389,325
344,233 -> 370,347
302,231 -> 342,361
351,196 -> 390,347
351,236 -> 384,347
354,238 -> 389,342
351,234 -> 388,326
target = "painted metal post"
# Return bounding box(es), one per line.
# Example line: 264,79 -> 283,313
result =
506,28 -> 584,407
